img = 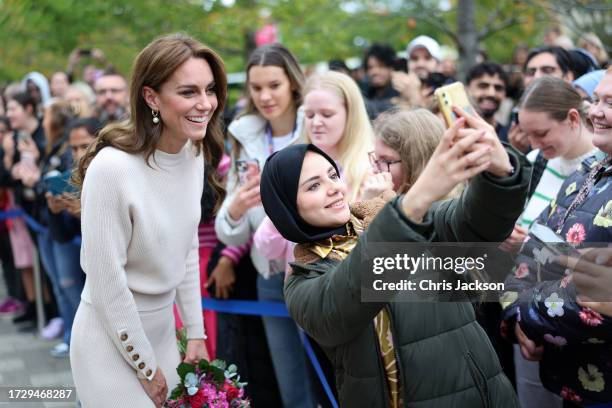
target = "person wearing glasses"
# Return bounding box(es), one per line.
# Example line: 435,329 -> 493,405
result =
364,108 -> 463,200
93,69 -> 129,125
523,46 -> 575,89
510,46 -> 575,153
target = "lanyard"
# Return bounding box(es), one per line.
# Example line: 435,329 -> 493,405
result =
555,155 -> 611,234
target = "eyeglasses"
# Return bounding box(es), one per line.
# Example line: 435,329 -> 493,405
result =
376,159 -> 401,172
368,151 -> 401,173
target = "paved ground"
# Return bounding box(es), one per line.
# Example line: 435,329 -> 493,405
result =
0,278 -> 77,408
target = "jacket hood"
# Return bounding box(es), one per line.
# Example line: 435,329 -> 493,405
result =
21,72 -> 51,106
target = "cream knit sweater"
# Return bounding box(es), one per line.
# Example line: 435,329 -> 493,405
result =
79,143 -> 204,380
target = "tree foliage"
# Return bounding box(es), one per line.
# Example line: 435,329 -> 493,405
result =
0,0 -> 606,83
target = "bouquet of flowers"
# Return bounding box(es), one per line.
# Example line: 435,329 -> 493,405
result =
164,359 -> 250,408
164,330 -> 250,408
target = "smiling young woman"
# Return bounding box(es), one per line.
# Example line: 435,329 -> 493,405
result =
214,44 -> 319,408
259,136 -> 530,407
501,70 -> 612,406
70,34 -> 227,407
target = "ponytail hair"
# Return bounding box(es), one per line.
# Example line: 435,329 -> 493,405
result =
519,76 -> 589,123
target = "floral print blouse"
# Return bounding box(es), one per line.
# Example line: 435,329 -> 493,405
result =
501,153 -> 612,406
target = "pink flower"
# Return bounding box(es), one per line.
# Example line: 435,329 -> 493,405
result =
202,382 -> 218,401
514,263 -> 530,279
565,223 -> 586,244
543,334 -> 567,347
560,386 -> 582,403
579,307 -> 604,326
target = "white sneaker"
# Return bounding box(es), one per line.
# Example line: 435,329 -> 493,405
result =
50,342 -> 70,358
41,317 -> 64,340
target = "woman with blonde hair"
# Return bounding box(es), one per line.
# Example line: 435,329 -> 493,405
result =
70,33 -> 227,407
300,70 -> 374,201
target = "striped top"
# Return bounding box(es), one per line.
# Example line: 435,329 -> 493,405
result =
198,221 -> 218,248
518,149 -> 598,228
198,220 -> 250,264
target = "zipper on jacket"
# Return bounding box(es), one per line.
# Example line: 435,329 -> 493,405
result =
386,305 -> 405,406
372,322 -> 392,407
465,351 -> 490,408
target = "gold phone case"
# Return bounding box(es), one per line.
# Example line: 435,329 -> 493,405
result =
434,82 -> 475,128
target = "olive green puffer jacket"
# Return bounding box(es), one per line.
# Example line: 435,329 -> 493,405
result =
285,150 -> 531,407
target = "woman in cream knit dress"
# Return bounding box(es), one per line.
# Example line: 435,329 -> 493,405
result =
70,34 -> 227,407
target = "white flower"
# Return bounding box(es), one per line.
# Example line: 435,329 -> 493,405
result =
544,293 -> 565,317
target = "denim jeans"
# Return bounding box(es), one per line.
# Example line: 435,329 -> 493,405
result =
257,273 -> 317,408
513,345 -> 563,408
37,230 -> 85,344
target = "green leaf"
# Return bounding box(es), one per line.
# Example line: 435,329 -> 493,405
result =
213,368 -> 225,383
177,362 -> 196,380
169,384 -> 184,400
198,359 -> 210,371
210,359 -> 227,371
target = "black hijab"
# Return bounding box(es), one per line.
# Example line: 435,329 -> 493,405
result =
260,144 -> 348,244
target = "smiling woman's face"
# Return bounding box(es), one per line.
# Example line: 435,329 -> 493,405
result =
296,151 -> 351,228
589,73 -> 612,155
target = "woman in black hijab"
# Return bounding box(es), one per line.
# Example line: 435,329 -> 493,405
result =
260,116 -> 529,407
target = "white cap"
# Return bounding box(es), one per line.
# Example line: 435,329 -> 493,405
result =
407,35 -> 442,61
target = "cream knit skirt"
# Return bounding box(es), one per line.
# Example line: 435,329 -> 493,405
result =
70,301 -> 181,407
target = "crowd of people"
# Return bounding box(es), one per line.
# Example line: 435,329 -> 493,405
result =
0,25 -> 610,408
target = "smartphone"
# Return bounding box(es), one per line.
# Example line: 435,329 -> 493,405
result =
434,82 -> 476,128
43,170 -> 75,196
510,107 -> 520,127
368,151 -> 380,174
528,223 -> 581,264
79,49 -> 92,56
236,159 -> 260,185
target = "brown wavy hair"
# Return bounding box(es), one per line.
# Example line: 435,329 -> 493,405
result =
74,33 -> 227,211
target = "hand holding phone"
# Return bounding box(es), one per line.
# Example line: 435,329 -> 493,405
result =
528,223 -> 581,265
236,159 -> 260,186
434,82 -> 476,128
43,170 -> 75,196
